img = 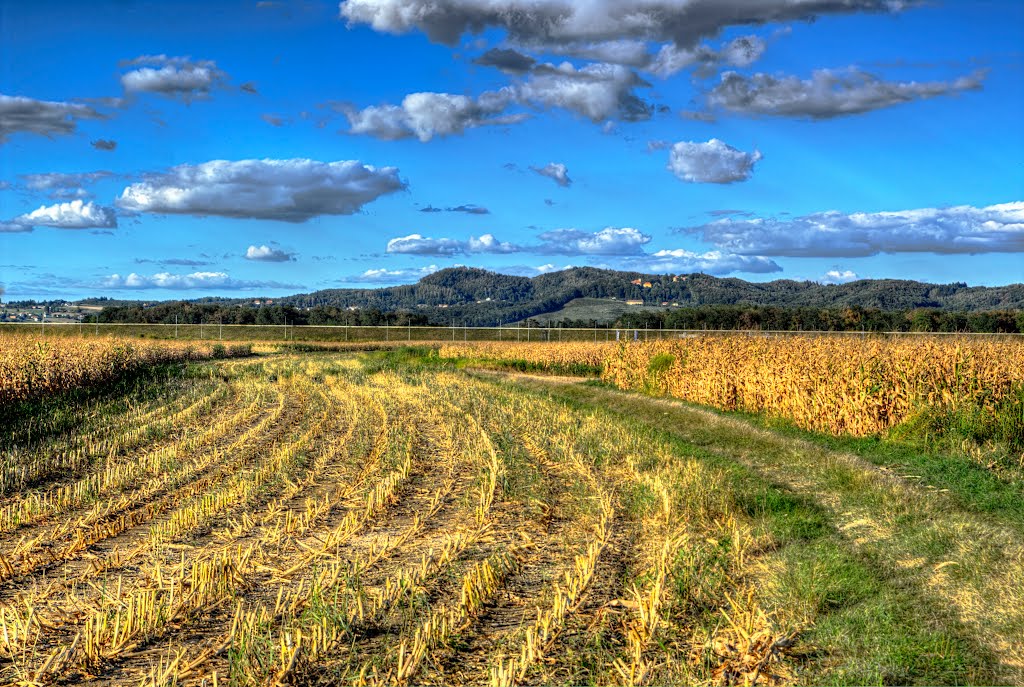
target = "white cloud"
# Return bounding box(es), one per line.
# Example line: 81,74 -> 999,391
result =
684,201 -> 1024,256
15,200 -> 117,229
621,249 -> 782,275
102,271 -> 298,290
667,139 -> 762,184
343,265 -> 441,284
116,158 -> 405,222
708,67 -> 984,119
245,245 -> 296,262
497,262 -> 575,277
531,162 -> 571,187
519,62 -> 651,122
469,233 -> 520,253
0,94 -> 104,143
21,171 -> 113,199
344,89 -> 525,141
339,0 -> 910,49
553,40 -> 651,67
120,55 -> 227,100
537,227 -> 650,255
386,233 -> 521,256
819,269 -> 859,284
344,104 -> 411,140
645,35 -> 764,78
647,43 -> 712,77
344,60 -> 653,141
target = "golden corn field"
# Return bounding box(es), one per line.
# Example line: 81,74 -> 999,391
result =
2,335 -> 1023,685
440,335 -> 1024,437
0,334 -> 253,406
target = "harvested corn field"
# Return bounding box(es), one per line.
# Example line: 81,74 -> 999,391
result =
2,347 -> 1023,686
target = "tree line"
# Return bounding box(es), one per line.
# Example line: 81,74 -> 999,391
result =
87,301 -> 1024,334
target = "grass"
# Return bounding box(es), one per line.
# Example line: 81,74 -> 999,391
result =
478,372 -> 1012,684
524,297 -> 670,325
723,399 -> 1024,528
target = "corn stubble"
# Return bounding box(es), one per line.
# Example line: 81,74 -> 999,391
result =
13,336 -> 1010,685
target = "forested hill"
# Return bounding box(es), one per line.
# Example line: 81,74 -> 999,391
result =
91,267 -> 1024,328
276,267 -> 1024,316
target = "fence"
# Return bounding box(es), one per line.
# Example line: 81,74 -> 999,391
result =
2,321 -> 1021,343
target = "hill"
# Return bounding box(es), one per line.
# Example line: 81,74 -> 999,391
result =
271,267 -> 1024,325
83,267 -> 1024,331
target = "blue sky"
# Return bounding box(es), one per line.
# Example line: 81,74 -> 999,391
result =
1,0 -> 1021,301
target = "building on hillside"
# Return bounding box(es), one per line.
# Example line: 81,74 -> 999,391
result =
625,299 -> 644,306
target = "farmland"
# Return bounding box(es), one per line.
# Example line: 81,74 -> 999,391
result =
1,334 -> 1023,685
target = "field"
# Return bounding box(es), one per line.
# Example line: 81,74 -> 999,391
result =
1,335 -> 1024,685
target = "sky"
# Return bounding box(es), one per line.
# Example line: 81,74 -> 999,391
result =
0,0 -> 1022,301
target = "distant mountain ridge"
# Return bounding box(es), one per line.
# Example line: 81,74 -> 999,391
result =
267,267 -> 1024,325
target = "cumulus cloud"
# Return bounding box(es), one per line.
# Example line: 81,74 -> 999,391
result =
386,233 -> 521,256
21,171 -> 113,199
620,249 -> 782,275
667,139 -> 762,184
520,62 -> 652,122
0,94 -> 105,143
245,244 -> 296,262
91,138 -> 118,151
1,222 -> 32,233
554,40 -> 651,67
343,265 -> 441,284
682,201 -> 1024,256
708,67 -> 984,119
537,227 -> 650,255
339,0 -> 909,49
102,271 -> 298,290
497,263 -> 574,277
344,59 -> 654,140
644,34 -> 766,77
531,162 -> 571,187
120,55 -> 227,100
344,89 -> 524,141
819,269 -> 859,284
473,48 -> 536,73
116,158 -> 405,222
14,200 -> 117,229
